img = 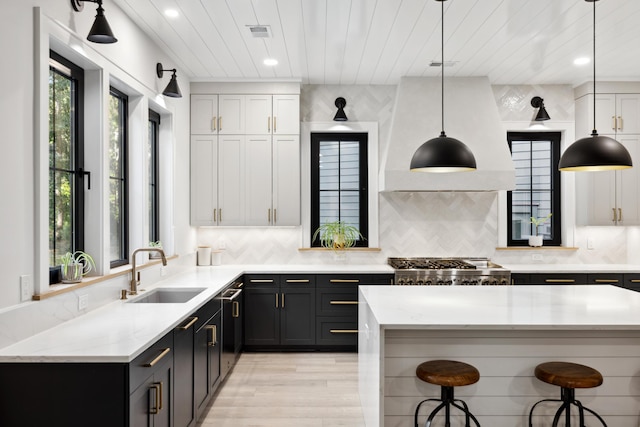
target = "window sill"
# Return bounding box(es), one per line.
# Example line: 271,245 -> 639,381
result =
34,255 -> 178,301
495,247 -> 578,251
298,247 -> 381,252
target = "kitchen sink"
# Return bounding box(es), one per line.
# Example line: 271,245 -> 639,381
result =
129,287 -> 206,304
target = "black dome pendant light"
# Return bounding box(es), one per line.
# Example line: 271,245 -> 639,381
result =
410,0 -> 476,173
558,0 -> 632,172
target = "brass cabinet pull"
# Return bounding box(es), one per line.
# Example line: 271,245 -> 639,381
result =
213,209 -> 217,222
149,383 -> 161,414
211,117 -> 216,131
619,208 -> 622,222
595,279 -> 619,283
219,116 -> 222,131
330,301 -> 358,305
268,208 -> 271,222
219,208 -> 222,222
330,279 -> 359,283
251,279 -> 274,283
612,116 -> 617,131
205,325 -> 217,346
273,116 -> 277,132
286,279 -> 309,283
281,293 -> 285,308
274,209 -> 277,224
612,207 -> 617,222
232,301 -> 239,318
144,347 -> 171,367
618,116 -> 623,130
631,279 -> 640,283
275,293 -> 278,308
330,329 -> 358,334
178,316 -> 198,331
545,279 -> 575,283
267,116 -> 271,132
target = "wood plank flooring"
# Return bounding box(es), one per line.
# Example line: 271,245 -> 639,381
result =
197,352 -> 365,427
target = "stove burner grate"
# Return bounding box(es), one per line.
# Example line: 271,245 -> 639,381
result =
388,258 -> 476,270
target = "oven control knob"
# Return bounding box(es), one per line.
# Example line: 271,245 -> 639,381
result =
482,280 -> 489,286
398,279 -> 405,285
461,280 -> 469,286
436,280 -> 444,286
446,280 -> 452,286
490,280 -> 498,286
407,279 -> 414,286
416,280 -> 424,286
425,280 -> 432,286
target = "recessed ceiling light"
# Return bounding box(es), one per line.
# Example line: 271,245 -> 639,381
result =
573,57 -> 590,66
164,9 -> 179,18
264,58 -> 278,66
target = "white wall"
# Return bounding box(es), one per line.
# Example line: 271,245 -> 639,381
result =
0,2 -> 194,312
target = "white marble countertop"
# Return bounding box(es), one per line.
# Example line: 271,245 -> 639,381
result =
503,263 -> 640,273
0,264 -> 393,363
359,284 -> 640,330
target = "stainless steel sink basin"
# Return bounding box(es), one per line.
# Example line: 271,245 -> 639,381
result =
129,288 -> 206,304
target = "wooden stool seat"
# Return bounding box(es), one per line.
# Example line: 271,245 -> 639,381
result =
534,361 -> 603,389
416,359 -> 480,388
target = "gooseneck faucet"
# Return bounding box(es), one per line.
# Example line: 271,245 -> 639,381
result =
129,248 -> 167,295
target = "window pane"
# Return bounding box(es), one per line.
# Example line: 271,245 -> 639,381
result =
148,111 -> 160,243
109,89 -> 127,264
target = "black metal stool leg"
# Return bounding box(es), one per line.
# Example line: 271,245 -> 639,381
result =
450,400 -> 481,427
551,400 -> 569,427
577,401 -> 608,427
529,399 -> 562,427
425,401 -> 447,427
415,398 -> 442,427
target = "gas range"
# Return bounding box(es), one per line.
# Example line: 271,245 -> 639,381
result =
388,257 -> 511,286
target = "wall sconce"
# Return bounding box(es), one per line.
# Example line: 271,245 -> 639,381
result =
70,0 -> 117,44
531,96 -> 550,121
333,97 -> 348,121
156,63 -> 182,98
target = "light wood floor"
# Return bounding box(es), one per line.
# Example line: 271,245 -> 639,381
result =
197,352 -> 365,427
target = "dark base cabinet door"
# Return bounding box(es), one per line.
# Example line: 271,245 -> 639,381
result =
174,316 -> 197,427
195,309 -> 221,418
244,286 -> 280,346
129,353 -> 173,427
280,287 -> 315,346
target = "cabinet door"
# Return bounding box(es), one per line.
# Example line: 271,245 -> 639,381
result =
174,317 -> 197,427
245,95 -> 272,134
273,135 -> 300,226
130,355 -> 173,427
244,286 -> 280,346
219,95 -> 245,134
190,135 -> 217,226
617,135 -> 640,225
594,93 -> 617,135
280,286 -> 315,346
616,94 -> 640,134
218,135 -> 245,225
245,136 -> 272,225
272,95 -> 300,135
191,94 -> 218,135
194,310 -> 221,418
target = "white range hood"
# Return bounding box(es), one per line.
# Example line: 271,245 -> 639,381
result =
381,76 -> 515,192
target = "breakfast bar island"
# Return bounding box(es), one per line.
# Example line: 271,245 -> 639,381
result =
358,285 -> 640,427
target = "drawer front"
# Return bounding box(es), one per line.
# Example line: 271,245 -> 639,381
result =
129,331 -> 173,393
316,288 -> 358,316
623,273 -> 640,289
281,274 -> 315,288
316,274 -> 364,287
244,274 -> 279,287
528,273 -> 587,285
368,274 -> 395,285
586,273 -> 624,285
195,297 -> 222,331
316,317 -> 358,346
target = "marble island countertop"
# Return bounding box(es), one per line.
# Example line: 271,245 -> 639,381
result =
502,263 -> 640,273
359,284 -> 640,330
0,264 -> 393,363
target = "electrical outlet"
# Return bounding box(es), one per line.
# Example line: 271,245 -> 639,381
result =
78,294 -> 89,310
587,238 -> 595,250
20,275 -> 32,302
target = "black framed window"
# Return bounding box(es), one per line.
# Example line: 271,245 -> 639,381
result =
507,132 -> 561,246
310,132 -> 368,247
49,51 -> 84,266
148,110 -> 160,244
109,87 -> 128,266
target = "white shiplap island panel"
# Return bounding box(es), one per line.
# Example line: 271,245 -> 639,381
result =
358,285 -> 640,427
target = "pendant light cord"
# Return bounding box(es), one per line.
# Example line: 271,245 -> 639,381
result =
440,0 -> 445,137
592,0 -> 597,135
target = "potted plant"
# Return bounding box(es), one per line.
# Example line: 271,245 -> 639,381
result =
312,220 -> 363,252
149,241 -> 163,259
529,213 -> 552,247
60,251 -> 96,283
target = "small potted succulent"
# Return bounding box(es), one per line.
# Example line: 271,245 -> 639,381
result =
60,251 -> 96,283
312,220 -> 363,252
529,213 -> 552,247
149,241 -> 163,259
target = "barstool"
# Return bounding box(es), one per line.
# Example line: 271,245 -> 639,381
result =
529,361 -> 607,427
414,359 -> 481,427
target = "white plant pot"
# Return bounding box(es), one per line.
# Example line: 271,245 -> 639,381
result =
528,235 -> 543,247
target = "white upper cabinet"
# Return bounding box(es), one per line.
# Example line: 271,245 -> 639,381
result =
191,95 -> 218,135
578,93 -> 640,135
218,95 -> 245,135
217,135 -> 245,225
245,136 -> 273,226
245,95 -> 273,134
190,135 -> 218,226
272,95 -> 301,135
272,135 -> 301,226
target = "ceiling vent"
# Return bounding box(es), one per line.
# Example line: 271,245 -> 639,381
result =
429,60 -> 457,67
248,25 -> 272,38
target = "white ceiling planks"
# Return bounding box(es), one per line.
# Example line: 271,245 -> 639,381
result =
110,0 -> 640,85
